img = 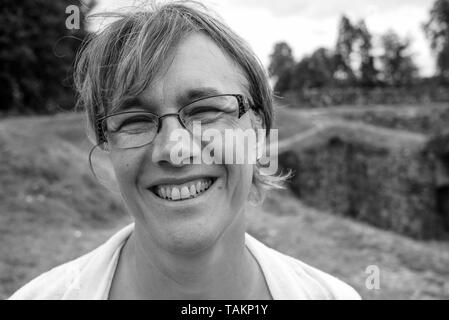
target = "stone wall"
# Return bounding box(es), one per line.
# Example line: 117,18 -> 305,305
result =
278,121 -> 448,239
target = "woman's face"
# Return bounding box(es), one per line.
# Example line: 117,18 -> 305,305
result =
108,33 -> 254,254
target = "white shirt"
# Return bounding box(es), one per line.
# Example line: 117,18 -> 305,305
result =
9,223 -> 361,300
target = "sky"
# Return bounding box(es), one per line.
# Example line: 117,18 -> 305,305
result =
89,0 -> 436,76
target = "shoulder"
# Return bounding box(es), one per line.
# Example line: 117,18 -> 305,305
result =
9,224 -> 134,300
279,250 -> 361,299
245,234 -> 361,300
8,250 -> 94,300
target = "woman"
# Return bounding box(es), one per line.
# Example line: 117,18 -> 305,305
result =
10,1 -> 360,300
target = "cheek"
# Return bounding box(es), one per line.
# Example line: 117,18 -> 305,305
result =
109,149 -> 143,187
219,115 -> 256,200
226,163 -> 253,201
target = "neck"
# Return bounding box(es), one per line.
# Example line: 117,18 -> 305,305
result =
120,212 -> 259,299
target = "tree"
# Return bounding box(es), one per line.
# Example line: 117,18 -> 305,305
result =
334,15 -> 358,84
423,0 -> 449,82
268,42 -> 295,94
379,31 -> 418,86
290,48 -> 336,90
0,0 -> 95,114
355,20 -> 378,86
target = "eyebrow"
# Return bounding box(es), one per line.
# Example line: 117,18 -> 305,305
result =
178,87 -> 222,105
115,87 -> 223,113
115,97 -> 146,112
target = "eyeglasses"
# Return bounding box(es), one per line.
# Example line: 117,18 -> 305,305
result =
96,94 -> 252,149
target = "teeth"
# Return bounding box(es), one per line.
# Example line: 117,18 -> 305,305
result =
171,187 -> 180,200
180,186 -> 190,199
165,187 -> 171,199
154,178 -> 214,201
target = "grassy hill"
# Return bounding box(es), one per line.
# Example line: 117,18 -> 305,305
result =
1,111 -> 448,299
275,103 -> 449,137
0,113 -> 131,298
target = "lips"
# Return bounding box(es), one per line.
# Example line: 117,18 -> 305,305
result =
151,177 -> 216,201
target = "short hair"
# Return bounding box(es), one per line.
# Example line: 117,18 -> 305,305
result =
74,0 -> 288,202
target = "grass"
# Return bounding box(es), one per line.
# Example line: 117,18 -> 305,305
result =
1,110 -> 448,299
274,103 -> 449,137
273,103 -> 316,140
251,190 -> 449,299
0,112 -> 131,298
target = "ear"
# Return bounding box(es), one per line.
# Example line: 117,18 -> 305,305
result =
248,110 -> 267,161
249,108 -> 264,131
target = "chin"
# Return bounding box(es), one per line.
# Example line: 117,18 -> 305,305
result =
162,222 -> 223,255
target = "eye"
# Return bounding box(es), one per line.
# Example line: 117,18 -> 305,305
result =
184,106 -> 225,124
180,96 -> 239,126
123,116 -> 154,130
109,115 -> 156,132
187,106 -> 223,116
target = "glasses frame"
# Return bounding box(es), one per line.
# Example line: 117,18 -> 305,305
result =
95,94 -> 252,149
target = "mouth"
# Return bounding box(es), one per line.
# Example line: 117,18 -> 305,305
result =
150,177 -> 217,201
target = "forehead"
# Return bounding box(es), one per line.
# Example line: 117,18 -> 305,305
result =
138,32 -> 248,108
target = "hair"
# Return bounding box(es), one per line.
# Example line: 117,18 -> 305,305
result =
74,0 -> 290,203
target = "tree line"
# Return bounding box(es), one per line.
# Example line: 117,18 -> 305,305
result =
0,0 -> 94,115
0,1 -> 448,114
269,0 -> 449,96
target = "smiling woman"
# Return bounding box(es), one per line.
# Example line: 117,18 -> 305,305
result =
9,1 -> 360,300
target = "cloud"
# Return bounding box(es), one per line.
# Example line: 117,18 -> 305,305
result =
92,0 -> 436,75
220,0 -> 434,75
226,0 -> 431,19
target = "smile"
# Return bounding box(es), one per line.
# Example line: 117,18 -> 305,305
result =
151,178 -> 217,201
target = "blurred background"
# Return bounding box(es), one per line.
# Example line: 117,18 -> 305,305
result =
0,0 -> 448,299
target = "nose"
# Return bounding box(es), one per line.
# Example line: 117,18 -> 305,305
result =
151,116 -> 200,166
